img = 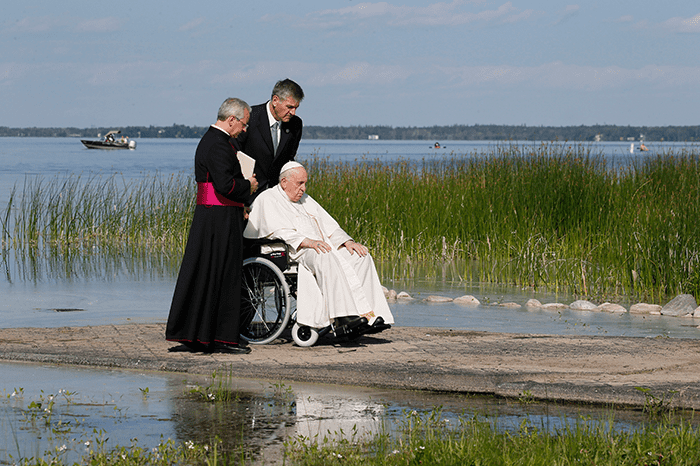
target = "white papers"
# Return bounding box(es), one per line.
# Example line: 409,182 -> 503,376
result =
237,151 -> 255,179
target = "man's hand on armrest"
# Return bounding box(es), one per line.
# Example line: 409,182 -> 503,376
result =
342,240 -> 368,257
300,238 -> 332,254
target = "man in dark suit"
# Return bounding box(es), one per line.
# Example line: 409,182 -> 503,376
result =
236,79 -> 304,199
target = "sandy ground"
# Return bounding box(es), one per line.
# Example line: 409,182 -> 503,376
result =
2,323 -> 700,410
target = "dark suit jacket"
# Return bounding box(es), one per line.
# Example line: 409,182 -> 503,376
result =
235,102 -> 303,198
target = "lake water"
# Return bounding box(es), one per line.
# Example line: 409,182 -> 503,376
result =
2,137 -> 700,462
1,137 -> 699,338
1,361 -> 673,465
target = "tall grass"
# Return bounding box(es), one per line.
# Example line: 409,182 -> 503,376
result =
3,143 -> 699,301
285,408 -> 700,466
2,172 -> 194,280
306,143 -> 700,302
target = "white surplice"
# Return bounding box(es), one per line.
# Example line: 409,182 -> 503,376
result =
243,184 -> 394,329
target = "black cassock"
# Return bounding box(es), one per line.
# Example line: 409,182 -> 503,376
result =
166,126 -> 251,347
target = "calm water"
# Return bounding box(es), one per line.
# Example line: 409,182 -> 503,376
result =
0,361 -> 683,464
1,137 -> 699,338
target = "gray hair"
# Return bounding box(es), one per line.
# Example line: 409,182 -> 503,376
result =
217,97 -> 251,121
271,79 -> 304,103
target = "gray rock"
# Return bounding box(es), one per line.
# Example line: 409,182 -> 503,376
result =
542,302 -> 568,310
454,295 -> 480,306
386,289 -> 398,301
426,295 -> 453,303
524,299 -> 542,308
396,291 -> 413,300
694,306 -> 700,318
629,303 -> 662,315
499,302 -> 522,308
597,302 -> 627,313
570,300 -> 598,310
661,294 -> 698,317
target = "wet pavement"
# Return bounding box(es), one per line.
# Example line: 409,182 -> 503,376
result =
2,323 -> 700,410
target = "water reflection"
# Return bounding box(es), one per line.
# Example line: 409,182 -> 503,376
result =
2,244 -> 179,284
2,362 -> 696,464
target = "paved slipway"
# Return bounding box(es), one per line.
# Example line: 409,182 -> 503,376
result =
2,323 -> 700,410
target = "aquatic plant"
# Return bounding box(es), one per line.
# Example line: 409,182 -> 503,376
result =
304,143 -> 700,301
3,143 -> 700,301
284,408 -> 700,466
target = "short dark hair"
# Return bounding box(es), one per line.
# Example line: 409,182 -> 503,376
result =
271,79 -> 304,103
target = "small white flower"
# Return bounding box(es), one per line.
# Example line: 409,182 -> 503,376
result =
185,440 -> 194,450
57,445 -> 67,452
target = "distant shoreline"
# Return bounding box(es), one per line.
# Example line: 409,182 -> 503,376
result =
2,124 -> 699,142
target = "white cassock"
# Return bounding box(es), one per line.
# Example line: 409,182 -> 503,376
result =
243,184 -> 394,329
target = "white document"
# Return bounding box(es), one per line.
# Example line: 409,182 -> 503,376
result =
237,151 -> 256,179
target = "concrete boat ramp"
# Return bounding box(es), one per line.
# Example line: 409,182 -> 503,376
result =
1,323 -> 700,410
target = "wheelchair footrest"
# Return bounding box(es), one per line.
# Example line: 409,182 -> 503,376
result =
333,316 -> 369,336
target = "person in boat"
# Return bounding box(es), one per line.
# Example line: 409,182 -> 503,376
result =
639,143 -> 648,151
243,161 -> 393,335
166,97 -> 258,354
235,79 -> 304,201
434,142 -> 441,148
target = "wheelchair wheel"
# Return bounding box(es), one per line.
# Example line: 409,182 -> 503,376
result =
240,257 -> 292,345
291,322 -> 319,347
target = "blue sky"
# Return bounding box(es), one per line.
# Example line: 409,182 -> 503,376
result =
2,1 -> 699,128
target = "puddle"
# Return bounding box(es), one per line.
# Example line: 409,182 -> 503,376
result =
1,362 -> 694,464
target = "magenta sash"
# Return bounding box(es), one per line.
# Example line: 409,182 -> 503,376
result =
196,182 -> 244,207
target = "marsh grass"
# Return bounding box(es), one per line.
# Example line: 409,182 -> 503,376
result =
284,408 -> 700,466
305,143 -> 700,301
2,172 -> 194,281
3,143 -> 700,301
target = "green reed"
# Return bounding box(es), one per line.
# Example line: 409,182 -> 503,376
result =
305,142 -> 700,302
3,143 -> 699,302
3,172 -> 194,259
285,408 -> 700,466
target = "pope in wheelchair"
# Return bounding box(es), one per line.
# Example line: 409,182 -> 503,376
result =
242,161 -> 394,346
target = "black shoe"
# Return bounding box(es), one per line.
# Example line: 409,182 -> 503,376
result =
334,316 -> 368,335
364,317 -> 392,335
168,341 -> 208,353
211,342 -> 252,354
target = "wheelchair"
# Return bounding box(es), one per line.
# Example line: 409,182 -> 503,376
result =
239,240 -> 371,347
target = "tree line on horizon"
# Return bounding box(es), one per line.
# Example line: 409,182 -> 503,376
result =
2,123 -> 700,142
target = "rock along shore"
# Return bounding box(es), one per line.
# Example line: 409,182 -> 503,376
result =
2,323 -> 700,410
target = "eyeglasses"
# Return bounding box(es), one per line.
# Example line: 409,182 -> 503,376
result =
233,116 -> 249,130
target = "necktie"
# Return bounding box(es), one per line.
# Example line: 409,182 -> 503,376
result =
271,121 -> 279,154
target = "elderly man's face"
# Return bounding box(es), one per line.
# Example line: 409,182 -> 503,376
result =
271,95 -> 300,123
281,168 -> 307,202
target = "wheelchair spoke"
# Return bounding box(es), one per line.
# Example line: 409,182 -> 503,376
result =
240,259 -> 291,343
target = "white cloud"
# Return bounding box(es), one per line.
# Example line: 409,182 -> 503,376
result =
211,61 -> 405,86
438,62 -> 700,91
661,13 -> 700,33
553,4 -> 579,25
300,1 -> 533,29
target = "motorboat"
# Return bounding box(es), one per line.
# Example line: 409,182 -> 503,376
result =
81,130 -> 136,150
